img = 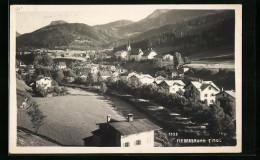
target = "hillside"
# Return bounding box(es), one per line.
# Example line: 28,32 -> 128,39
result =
16,22 -> 118,50
114,10 -> 235,61
116,10 -> 221,37
94,19 -> 134,30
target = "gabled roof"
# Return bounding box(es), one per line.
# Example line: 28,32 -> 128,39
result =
142,49 -> 156,56
216,90 -> 236,98
107,119 -> 161,136
164,80 -> 185,86
141,74 -> 154,79
35,76 -> 51,81
187,81 -> 220,91
155,76 -> 165,80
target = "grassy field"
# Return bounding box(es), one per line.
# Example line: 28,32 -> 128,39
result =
17,129 -> 59,146
18,88 -> 125,146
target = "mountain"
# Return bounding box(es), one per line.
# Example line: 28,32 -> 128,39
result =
114,10 -> 235,60
49,20 -> 68,26
116,10 -> 221,37
16,32 -> 21,37
16,22 -> 118,50
94,20 -> 134,30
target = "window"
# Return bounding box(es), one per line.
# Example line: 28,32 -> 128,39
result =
222,94 -> 224,97
135,140 -> 141,145
124,142 -> 130,147
209,87 -> 211,90
204,94 -> 207,97
211,93 -> 214,96
210,100 -> 214,103
227,94 -> 229,97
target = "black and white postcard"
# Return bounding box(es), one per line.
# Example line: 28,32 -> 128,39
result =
9,5 -> 242,153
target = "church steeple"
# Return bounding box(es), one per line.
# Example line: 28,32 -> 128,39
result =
126,41 -> 131,51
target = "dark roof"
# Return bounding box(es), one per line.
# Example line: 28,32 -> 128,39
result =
200,83 -> 210,91
142,49 -> 151,56
108,119 -> 161,136
130,48 -> 141,55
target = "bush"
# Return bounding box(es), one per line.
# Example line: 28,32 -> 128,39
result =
33,87 -> 48,97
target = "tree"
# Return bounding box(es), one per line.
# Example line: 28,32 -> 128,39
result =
97,71 -> 102,85
41,55 -> 54,66
174,52 -> 183,69
53,70 -> 64,82
183,57 -> 190,64
25,71 -> 32,85
27,101 -> 46,133
86,72 -> 93,86
101,82 -> 107,94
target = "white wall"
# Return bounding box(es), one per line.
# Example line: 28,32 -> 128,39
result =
121,131 -> 154,147
200,86 -> 220,105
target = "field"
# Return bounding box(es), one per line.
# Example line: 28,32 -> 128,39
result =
17,88 -> 125,146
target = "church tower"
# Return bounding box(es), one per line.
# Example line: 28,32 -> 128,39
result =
126,41 -> 131,51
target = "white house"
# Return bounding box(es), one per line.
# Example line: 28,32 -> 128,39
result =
57,62 -> 66,69
184,80 -> 220,105
138,74 -> 154,85
142,48 -> 157,60
114,50 -> 129,60
163,54 -> 174,61
158,80 -> 185,94
89,114 -> 161,147
35,76 -> 52,89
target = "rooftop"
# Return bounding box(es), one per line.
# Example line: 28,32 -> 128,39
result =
108,119 -> 161,136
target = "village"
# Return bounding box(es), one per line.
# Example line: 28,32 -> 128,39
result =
16,41 -> 236,147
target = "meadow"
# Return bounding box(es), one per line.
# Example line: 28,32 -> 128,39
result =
17,88 -> 125,146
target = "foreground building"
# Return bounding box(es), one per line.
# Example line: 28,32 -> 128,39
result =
184,80 -> 220,105
90,114 -> 161,147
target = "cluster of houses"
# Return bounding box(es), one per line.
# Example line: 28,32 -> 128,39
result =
123,71 -> 236,106
114,43 -> 178,62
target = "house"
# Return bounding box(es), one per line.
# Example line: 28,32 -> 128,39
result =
89,114 -> 161,147
128,73 -> 154,86
127,71 -> 139,80
216,90 -> 236,117
114,43 -> 132,60
114,50 -> 129,60
138,74 -> 154,85
119,73 -> 128,82
129,48 -> 143,61
155,76 -> 165,81
35,76 -> 52,89
162,54 -> 174,61
57,62 -> 66,69
158,80 -> 185,94
142,48 -> 157,60
116,66 -> 127,73
169,69 -> 184,78
100,71 -> 112,80
184,80 -> 220,105
180,67 -> 189,73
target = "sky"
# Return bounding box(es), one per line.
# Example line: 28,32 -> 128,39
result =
14,5 -> 180,34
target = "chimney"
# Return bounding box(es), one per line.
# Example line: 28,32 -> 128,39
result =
107,115 -> 111,123
127,114 -> 133,122
221,87 -> 223,91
